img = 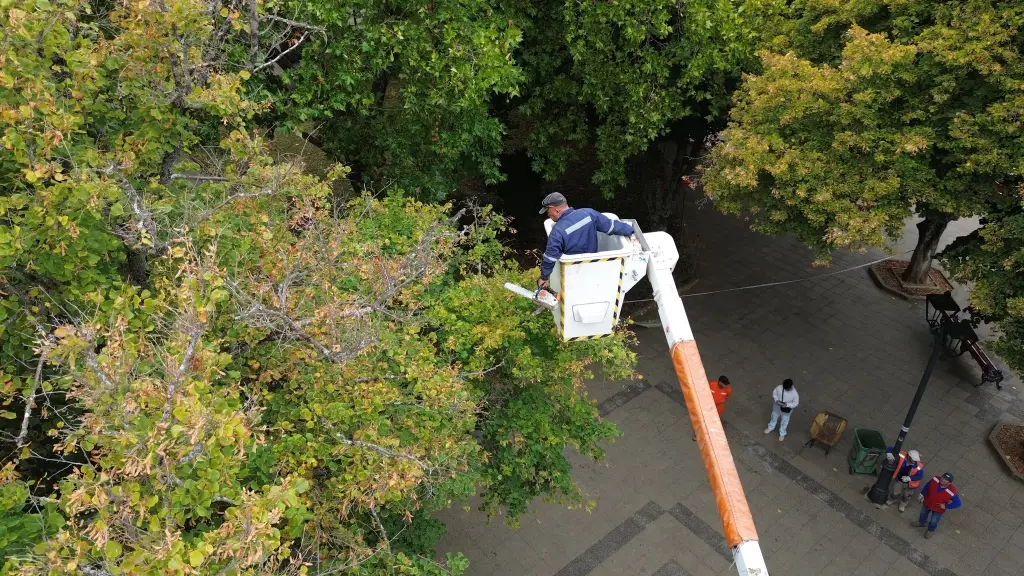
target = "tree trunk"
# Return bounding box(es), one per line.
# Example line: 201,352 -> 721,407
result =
901,214 -> 952,285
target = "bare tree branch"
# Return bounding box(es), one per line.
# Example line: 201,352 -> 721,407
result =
16,338 -> 52,448
167,42 -> 190,106
335,434 -> 440,475
28,494 -> 59,506
368,504 -> 391,554
354,374 -> 400,383
199,0 -> 238,84
85,349 -> 117,391
170,172 -> 231,183
178,441 -> 204,465
460,361 -> 504,379
224,277 -> 375,364
261,14 -> 326,32
96,165 -> 168,255
254,30 -> 309,72
246,0 -> 260,65
159,145 -> 183,186
370,209 -> 465,311
161,330 -> 202,424
186,184 -> 285,230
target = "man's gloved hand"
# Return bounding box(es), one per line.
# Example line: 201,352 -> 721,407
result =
917,493 -> 924,502
885,452 -> 896,463
537,278 -> 549,290
901,476 -> 911,483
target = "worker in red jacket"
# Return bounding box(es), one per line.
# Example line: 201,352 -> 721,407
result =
692,376 -> 732,441
915,472 -> 961,538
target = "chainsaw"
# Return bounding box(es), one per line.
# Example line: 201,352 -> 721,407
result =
503,282 -> 558,314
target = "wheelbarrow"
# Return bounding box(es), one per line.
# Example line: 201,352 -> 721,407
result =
848,429 -> 887,475
802,411 -> 847,456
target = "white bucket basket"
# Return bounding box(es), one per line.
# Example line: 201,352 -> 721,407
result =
544,214 -> 648,341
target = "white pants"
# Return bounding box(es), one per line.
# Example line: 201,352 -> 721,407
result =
766,404 -> 791,437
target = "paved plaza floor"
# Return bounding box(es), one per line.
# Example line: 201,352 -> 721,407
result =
434,198 -> 1024,576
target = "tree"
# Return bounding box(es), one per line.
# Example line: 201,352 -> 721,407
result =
266,0 -> 523,200
511,0 -> 781,233
704,0 -> 1024,283
942,185 -> 1024,375
0,1 -> 637,573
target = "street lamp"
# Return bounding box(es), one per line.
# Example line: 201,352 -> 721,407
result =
867,328 -> 943,505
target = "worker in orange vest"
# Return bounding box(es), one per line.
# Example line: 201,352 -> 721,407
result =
884,448 -> 924,512
692,376 -> 732,441
915,472 -> 961,538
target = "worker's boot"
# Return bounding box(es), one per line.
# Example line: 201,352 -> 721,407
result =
924,531 -> 934,539
898,502 -> 907,513
912,521 -> 926,528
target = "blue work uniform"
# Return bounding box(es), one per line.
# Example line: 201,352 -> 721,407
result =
540,208 -> 634,281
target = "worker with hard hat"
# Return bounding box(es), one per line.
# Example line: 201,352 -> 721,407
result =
915,472 -> 961,538
884,448 -> 925,512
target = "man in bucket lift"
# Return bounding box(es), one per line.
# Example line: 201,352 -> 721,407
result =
537,192 -> 636,290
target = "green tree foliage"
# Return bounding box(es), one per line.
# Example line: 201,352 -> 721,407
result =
942,187 -> 1024,375
704,0 -> 1024,283
512,0 -> 780,228
0,1 -> 636,573
269,0 -> 523,200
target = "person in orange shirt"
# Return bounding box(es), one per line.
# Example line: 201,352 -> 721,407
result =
693,376 -> 732,441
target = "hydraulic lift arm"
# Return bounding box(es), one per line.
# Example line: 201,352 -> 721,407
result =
504,218 -> 768,575
639,226 -> 768,576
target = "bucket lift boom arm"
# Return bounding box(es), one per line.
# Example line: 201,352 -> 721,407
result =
505,219 -> 768,576
634,224 -> 768,576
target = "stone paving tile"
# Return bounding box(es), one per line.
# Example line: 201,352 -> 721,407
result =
652,560 -> 690,576
435,202 -> 1023,575
819,530 -> 882,576
583,514 -> 726,576
554,501 -> 666,576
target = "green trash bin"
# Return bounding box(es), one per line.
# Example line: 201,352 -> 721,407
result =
847,429 -> 886,475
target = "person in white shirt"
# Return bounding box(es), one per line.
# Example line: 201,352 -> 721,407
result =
764,378 -> 799,441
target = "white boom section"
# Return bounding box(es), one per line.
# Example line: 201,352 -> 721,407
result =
643,231 -> 693,345
643,231 -> 769,576
734,541 -> 770,576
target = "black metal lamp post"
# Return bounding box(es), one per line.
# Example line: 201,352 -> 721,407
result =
867,328 -> 943,505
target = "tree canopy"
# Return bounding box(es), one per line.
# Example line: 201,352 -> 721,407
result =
515,0 -> 779,191
268,0 -> 523,200
503,0 -> 782,236
0,1 -> 637,574
704,0 -> 1024,282
942,189 -> 1024,375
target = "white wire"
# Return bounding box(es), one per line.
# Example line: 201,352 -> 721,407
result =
625,251 -> 911,303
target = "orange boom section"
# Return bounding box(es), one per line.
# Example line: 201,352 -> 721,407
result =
671,341 -> 759,548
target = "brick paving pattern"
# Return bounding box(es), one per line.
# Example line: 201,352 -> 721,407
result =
435,200 -> 1024,576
